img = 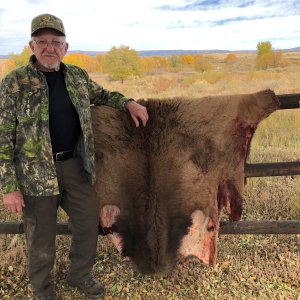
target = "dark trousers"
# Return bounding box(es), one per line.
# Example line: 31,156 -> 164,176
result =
22,156 -> 99,296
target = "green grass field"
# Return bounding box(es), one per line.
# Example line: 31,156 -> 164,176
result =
0,53 -> 299,299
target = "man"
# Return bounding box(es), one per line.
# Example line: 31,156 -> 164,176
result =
0,13 -> 148,299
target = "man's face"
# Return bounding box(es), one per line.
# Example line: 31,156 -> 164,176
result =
29,31 -> 68,70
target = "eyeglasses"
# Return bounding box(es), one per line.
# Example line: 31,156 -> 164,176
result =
33,39 -> 65,49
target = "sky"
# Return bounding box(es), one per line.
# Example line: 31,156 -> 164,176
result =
1,0 -> 300,55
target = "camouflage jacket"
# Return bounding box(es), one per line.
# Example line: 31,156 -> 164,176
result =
0,55 -> 130,196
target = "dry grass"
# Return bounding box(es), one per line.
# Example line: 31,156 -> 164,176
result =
0,51 -> 300,299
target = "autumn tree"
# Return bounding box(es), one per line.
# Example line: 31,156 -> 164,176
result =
141,56 -> 158,74
63,53 -> 102,73
179,54 -> 195,66
0,46 -> 31,76
167,54 -> 198,72
168,55 -> 180,71
270,50 -> 284,67
140,56 -> 170,74
104,45 -> 142,83
94,54 -> 105,73
151,56 -> 168,72
194,57 -> 213,72
0,59 -> 16,78
257,41 -> 272,58
9,46 -> 32,67
256,41 -> 284,69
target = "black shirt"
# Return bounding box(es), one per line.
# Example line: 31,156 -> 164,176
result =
42,69 -> 81,153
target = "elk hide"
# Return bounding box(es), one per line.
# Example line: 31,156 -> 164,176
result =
92,89 -> 279,274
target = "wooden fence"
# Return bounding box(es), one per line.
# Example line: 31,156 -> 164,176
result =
0,93 -> 299,235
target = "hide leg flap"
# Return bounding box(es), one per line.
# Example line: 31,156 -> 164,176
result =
100,205 -> 123,252
217,179 -> 243,222
179,210 -> 218,265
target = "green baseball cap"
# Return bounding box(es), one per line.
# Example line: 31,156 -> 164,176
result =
31,13 -> 65,36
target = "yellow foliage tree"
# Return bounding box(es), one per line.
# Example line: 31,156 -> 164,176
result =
9,46 -> 32,68
256,41 -> 284,69
0,46 -> 31,77
167,54 -> 198,72
194,57 -> 213,72
94,54 -> 105,73
141,57 -> 158,74
140,56 -> 170,74
168,55 -> 181,71
104,46 -> 142,83
0,59 -> 16,78
152,56 -> 169,71
63,53 -> 102,73
179,54 -> 195,66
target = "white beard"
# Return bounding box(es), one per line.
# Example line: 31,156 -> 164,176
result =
40,62 -> 60,71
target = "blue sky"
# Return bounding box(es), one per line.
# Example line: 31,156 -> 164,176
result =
0,0 -> 300,54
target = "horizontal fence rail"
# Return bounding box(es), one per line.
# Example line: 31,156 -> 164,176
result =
219,220 -> 300,234
245,161 -> 300,177
1,221 -> 300,235
278,93 -> 300,109
0,93 -> 299,235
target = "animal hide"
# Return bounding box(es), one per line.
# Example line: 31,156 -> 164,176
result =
92,89 -> 279,274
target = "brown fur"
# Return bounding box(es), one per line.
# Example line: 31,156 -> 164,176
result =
92,89 -> 279,274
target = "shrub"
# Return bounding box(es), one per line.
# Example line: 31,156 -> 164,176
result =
224,53 -> 237,64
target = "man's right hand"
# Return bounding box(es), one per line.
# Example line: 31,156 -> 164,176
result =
3,191 -> 25,215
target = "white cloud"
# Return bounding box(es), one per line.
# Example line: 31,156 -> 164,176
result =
0,0 -> 299,54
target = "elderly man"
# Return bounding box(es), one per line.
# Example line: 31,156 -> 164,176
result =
0,13 -> 148,299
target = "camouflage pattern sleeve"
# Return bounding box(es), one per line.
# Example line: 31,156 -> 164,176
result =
80,68 -> 131,111
0,73 -> 19,193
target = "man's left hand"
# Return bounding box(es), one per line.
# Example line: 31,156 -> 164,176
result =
126,101 -> 149,127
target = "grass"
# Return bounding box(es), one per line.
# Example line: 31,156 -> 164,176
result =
0,52 -> 300,299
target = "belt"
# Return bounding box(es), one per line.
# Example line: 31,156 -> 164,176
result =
53,150 -> 74,162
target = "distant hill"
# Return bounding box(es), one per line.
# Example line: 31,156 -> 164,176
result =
67,50 -> 106,56
127,49 -> 232,56
284,47 -> 300,52
1,47 -> 300,59
68,49 -> 241,57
